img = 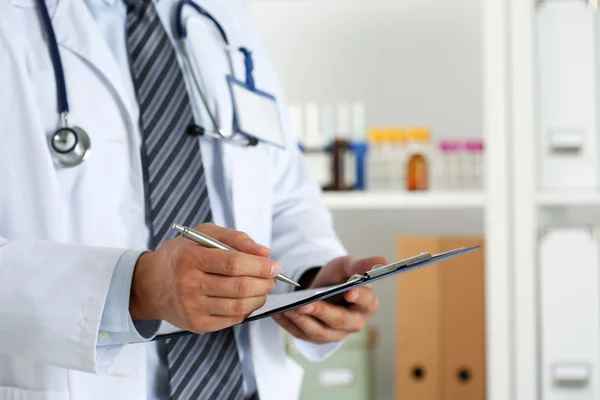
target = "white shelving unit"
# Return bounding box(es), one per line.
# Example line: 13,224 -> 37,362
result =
322,191 -> 485,210
538,192 -> 600,207
488,1 -> 600,399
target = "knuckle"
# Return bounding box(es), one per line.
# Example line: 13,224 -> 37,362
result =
234,298 -> 250,315
195,274 -> 208,295
232,230 -> 249,243
174,247 -> 193,269
331,315 -> 346,330
312,303 -> 323,315
258,279 -> 275,296
236,278 -> 252,298
181,301 -> 199,327
174,274 -> 191,296
225,254 -> 242,276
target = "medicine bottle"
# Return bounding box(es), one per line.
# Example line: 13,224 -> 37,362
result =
406,127 -> 431,191
464,139 -> 484,190
328,138 -> 354,191
390,128 -> 407,189
438,140 -> 462,190
366,128 -> 384,190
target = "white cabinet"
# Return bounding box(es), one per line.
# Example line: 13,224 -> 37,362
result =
540,228 -> 600,399
536,0 -> 600,191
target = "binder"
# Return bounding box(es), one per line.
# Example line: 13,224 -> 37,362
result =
396,236 -> 485,400
396,237 -> 444,400
440,237 -> 485,400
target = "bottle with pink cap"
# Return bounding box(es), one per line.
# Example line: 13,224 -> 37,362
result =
464,139 -> 484,190
437,140 -> 463,190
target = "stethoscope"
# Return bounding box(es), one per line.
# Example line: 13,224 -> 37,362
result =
36,0 -> 257,168
174,0 -> 258,147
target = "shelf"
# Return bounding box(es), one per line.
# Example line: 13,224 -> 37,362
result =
537,192 -> 600,207
322,191 -> 485,210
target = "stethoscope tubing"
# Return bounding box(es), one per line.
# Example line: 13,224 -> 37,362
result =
175,0 -> 228,44
37,0 -> 256,159
35,0 -> 69,116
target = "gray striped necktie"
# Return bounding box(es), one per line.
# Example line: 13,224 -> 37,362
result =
124,1 -> 245,399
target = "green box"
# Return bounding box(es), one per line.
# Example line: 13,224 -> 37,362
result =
284,329 -> 375,400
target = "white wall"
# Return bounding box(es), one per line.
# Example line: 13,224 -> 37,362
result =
248,1 -> 483,399
249,0 -> 482,138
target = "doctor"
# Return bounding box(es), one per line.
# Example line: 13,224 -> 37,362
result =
0,0 -> 385,399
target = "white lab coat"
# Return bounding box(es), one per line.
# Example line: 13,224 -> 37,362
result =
0,0 -> 347,398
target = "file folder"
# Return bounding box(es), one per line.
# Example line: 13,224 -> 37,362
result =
396,237 -> 444,400
396,236 -> 485,400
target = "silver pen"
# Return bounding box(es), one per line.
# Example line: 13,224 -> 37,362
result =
172,223 -> 301,287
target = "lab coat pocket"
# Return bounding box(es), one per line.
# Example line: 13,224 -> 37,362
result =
0,386 -> 69,400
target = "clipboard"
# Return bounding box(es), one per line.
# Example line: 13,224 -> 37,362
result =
153,245 -> 481,341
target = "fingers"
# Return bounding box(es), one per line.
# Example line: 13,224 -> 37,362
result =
205,295 -> 268,317
192,248 -> 281,279
192,223 -> 270,257
200,274 -> 276,298
343,286 -> 379,317
272,314 -> 308,341
194,315 -> 246,333
282,309 -> 348,344
273,287 -> 380,345
296,299 -> 365,333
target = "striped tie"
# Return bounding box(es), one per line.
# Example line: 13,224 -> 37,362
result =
124,1 -> 245,399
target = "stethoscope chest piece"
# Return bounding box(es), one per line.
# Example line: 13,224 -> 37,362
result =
50,125 -> 91,167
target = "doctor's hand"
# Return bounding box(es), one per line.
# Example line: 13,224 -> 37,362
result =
129,223 -> 279,334
273,255 -> 387,345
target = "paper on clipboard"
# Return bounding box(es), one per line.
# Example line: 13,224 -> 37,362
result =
155,284 -> 347,337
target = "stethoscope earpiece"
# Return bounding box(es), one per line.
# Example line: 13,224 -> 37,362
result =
186,124 -> 205,137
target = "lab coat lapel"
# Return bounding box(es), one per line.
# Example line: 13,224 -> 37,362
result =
50,0 -> 136,132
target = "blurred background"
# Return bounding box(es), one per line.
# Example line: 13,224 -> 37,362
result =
247,0 -> 600,399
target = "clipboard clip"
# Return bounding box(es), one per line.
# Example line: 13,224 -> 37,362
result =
346,252 -> 433,284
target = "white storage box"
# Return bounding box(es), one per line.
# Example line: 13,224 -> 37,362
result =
536,0 -> 600,191
540,228 -> 600,399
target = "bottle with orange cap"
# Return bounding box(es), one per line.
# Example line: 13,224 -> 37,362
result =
405,127 -> 431,191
